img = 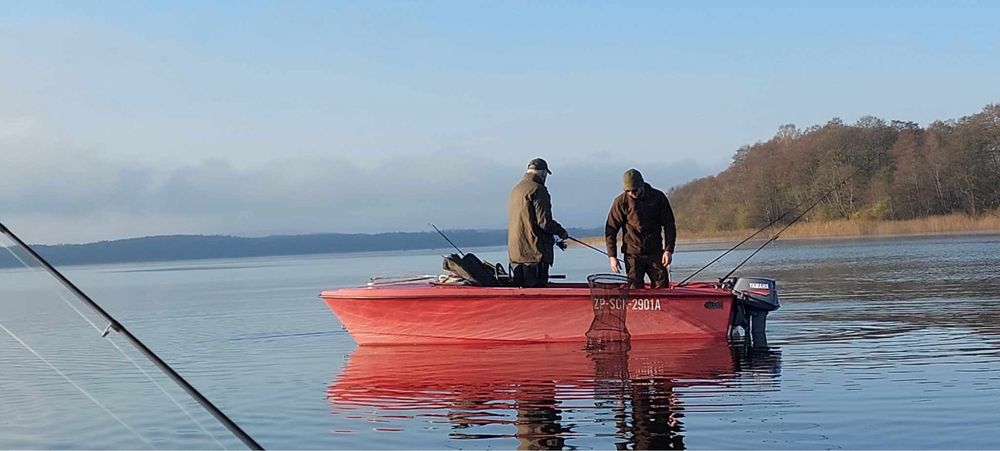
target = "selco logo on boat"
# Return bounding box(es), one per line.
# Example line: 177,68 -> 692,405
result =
592,298 -> 662,311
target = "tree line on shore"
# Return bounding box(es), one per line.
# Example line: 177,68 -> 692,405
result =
669,103 -> 1000,233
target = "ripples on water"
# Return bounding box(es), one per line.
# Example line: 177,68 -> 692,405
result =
327,340 -> 782,450
2,235 -> 1000,449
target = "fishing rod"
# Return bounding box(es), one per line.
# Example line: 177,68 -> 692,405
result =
678,150 -> 884,285
429,223 -> 465,257
566,236 -> 624,266
719,185 -> 830,282
0,222 -> 264,450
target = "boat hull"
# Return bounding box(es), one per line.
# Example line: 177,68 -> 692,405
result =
321,282 -> 734,345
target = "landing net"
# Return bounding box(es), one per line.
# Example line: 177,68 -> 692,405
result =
585,273 -> 631,348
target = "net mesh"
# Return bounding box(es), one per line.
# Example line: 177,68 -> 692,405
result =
585,273 -> 631,348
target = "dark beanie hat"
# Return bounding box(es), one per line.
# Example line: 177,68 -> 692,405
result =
623,169 -> 644,190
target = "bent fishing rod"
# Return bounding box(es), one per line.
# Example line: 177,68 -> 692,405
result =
679,150 -> 884,285
565,236 -> 624,266
0,222 -> 264,450
430,225 -> 631,279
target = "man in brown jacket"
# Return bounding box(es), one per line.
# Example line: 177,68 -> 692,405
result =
605,169 -> 676,288
508,158 -> 569,288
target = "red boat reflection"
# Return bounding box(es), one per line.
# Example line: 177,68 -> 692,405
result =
328,340 -> 781,449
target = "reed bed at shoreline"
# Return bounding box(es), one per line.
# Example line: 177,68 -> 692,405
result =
753,213 -> 1000,240
575,213 -> 1000,247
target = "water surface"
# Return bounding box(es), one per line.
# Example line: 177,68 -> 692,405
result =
2,235 -> 999,449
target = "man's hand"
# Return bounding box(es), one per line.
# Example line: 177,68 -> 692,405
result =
610,256 -> 621,273
662,250 -> 672,267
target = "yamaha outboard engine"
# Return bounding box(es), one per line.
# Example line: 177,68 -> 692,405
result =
728,277 -> 779,346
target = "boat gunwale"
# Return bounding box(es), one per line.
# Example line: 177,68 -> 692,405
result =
320,283 -> 732,300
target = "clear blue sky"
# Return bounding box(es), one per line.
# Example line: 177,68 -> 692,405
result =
2,1 -> 998,243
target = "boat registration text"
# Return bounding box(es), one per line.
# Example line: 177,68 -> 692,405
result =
592,298 -> 662,311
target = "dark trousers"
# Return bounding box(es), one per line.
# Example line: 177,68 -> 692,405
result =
625,254 -> 669,289
511,262 -> 550,288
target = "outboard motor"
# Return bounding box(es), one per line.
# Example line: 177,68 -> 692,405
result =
728,277 -> 779,346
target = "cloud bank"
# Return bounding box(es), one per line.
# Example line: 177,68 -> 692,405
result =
0,119 -> 723,244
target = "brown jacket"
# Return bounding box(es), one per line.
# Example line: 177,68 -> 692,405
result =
605,183 -> 676,258
508,173 -> 567,265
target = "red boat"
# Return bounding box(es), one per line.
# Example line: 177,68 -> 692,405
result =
321,276 -> 778,345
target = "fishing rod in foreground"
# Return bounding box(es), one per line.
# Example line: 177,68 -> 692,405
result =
0,222 -> 264,450
678,150 -> 885,285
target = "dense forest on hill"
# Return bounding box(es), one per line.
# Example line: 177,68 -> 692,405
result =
669,103 -> 1000,232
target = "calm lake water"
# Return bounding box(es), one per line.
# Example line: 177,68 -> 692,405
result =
2,234 -> 1000,449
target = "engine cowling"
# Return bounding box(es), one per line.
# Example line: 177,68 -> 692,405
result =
732,277 -> 779,311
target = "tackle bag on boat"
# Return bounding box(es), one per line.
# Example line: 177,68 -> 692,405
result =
442,253 -> 499,287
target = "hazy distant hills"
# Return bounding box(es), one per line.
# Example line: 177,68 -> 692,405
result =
0,228 -> 604,269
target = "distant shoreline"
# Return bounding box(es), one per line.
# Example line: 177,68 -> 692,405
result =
0,227 -> 603,269
3,215 -> 997,269
574,213 -> 1000,248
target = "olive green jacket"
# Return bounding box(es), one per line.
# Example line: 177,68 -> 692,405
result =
508,173 -> 567,265
605,183 -> 676,258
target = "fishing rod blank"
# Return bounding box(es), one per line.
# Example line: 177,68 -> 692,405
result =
566,236 -> 623,266
429,223 -> 465,257
719,183 -> 832,282
0,222 -> 264,450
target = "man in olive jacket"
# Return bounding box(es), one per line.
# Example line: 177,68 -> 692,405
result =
508,158 -> 569,288
605,169 -> 676,288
